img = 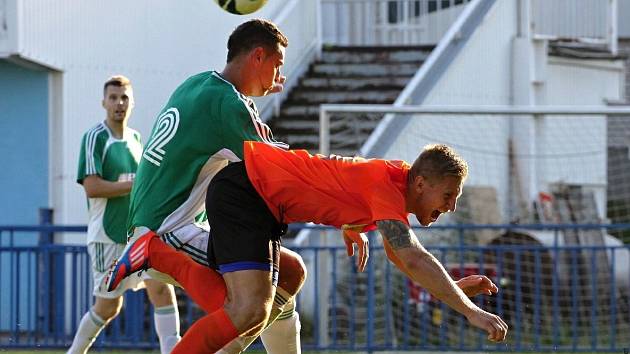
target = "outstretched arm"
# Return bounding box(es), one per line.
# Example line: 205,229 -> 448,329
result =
376,220 -> 508,342
384,240 -> 498,297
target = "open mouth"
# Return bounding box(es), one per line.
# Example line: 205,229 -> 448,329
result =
430,210 -> 441,222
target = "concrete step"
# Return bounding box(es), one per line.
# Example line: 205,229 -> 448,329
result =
284,146 -> 359,158
279,133 -> 371,146
280,102 -> 398,116
320,46 -> 432,64
266,45 -> 434,157
272,116 -> 382,133
278,132 -> 372,153
288,89 -> 400,104
280,105 -> 321,116
282,102 -> 400,117
310,62 -> 422,77
300,76 -> 410,90
329,149 -> 361,157
298,148 -> 360,158
273,112 -> 385,122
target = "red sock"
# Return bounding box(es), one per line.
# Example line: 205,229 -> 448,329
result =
148,237 -> 227,313
171,308 -> 239,354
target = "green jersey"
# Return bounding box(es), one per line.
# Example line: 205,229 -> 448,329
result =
77,122 -> 143,244
128,71 -> 287,234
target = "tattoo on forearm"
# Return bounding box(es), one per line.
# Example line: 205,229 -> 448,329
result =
377,220 -> 414,250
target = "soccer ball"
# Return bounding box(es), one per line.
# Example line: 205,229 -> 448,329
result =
214,0 -> 268,15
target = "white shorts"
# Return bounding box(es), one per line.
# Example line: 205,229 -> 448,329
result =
88,242 -> 150,299
152,223 -> 210,266
131,224 -> 210,288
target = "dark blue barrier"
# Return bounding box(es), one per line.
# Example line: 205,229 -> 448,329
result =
1,223 -> 629,352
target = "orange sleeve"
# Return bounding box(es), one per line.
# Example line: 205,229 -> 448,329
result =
368,183 -> 409,225
363,160 -> 409,225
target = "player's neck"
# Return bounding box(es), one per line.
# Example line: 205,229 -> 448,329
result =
221,62 -> 253,96
104,119 -> 126,139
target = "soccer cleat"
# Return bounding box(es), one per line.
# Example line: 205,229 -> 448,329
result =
106,231 -> 157,292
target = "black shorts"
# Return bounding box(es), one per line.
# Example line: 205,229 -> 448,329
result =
205,162 -> 286,286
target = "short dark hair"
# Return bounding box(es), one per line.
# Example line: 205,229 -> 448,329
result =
103,75 -> 131,96
226,19 -> 288,63
410,144 -> 468,184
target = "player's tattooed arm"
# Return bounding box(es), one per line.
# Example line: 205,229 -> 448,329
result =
376,220 -> 420,250
377,220 -> 482,324
377,220 -> 507,342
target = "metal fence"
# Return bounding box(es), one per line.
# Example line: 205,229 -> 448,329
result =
320,0 -> 618,52
1,223 -> 629,352
321,0 -> 471,46
318,105 -> 630,156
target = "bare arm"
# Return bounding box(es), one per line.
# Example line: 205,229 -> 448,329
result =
82,175 -> 132,198
376,220 -> 508,342
382,237 -> 414,278
377,220 -> 477,315
383,238 -> 498,297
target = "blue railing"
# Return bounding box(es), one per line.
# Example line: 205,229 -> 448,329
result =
1,223 -> 629,352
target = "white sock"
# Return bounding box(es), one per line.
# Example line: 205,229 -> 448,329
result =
216,287 -> 296,354
154,305 -> 181,354
216,336 -> 249,354
66,310 -> 106,354
261,301 -> 301,354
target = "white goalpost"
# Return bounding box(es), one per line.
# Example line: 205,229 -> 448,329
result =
298,104 -> 630,350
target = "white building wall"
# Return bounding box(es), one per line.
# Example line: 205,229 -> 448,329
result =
382,0 -> 516,221
380,0 -> 624,222
539,57 -> 624,217
532,0 -> 608,40
546,58 -> 625,105
0,0 -> 16,54
3,0 -> 318,240
619,0 -> 630,38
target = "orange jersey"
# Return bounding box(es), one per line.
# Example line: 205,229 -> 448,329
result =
244,141 -> 410,232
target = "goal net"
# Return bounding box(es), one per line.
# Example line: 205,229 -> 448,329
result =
295,111 -> 630,351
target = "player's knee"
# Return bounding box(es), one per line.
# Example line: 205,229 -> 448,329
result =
226,297 -> 272,334
93,299 -> 122,321
289,254 -> 307,292
103,307 -> 121,321
247,305 -> 272,333
279,249 -> 307,295
244,300 -> 271,326
145,281 -> 175,306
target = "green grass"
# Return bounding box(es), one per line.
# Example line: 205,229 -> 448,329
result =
0,352 -> 154,354
0,351 -> 626,354
0,352 -> 343,354
0,349 -> 352,353
0,352 -> 361,354
0,348 -> 320,354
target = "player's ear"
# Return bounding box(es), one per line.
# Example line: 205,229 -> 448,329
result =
413,175 -> 425,195
251,47 -> 265,65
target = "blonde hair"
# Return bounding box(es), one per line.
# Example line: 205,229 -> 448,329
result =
409,144 -> 468,184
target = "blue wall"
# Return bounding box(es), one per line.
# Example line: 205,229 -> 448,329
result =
0,60 -> 50,331
0,60 -> 49,227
